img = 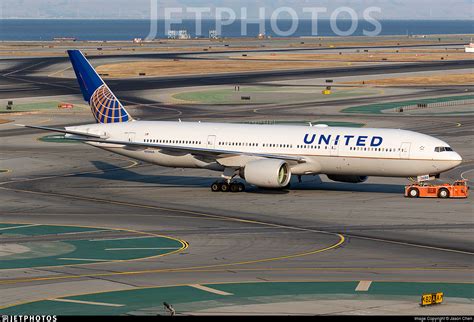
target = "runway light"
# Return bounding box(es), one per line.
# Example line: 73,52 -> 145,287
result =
163,302 -> 176,316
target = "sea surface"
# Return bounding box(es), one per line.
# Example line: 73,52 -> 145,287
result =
0,19 -> 472,41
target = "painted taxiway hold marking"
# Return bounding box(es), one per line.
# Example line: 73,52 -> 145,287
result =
189,284 -> 233,296
58,258 -> 112,262
0,224 -> 40,231
105,248 -> 181,251
355,280 -> 372,292
50,298 -> 124,307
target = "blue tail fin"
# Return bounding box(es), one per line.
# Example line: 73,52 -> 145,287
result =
67,50 -> 132,124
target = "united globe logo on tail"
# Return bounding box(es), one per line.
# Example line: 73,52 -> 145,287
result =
68,50 -> 132,124
90,84 -> 130,124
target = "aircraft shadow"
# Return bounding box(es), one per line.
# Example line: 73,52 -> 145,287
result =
290,181 -> 404,194
82,161 -> 405,194
79,161 -> 211,188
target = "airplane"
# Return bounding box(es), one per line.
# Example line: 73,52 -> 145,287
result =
19,50 -> 463,193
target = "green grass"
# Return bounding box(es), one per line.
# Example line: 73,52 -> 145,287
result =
402,110 -> 474,116
213,282 -> 359,298
1,225 -> 104,236
0,224 -> 183,269
342,95 -> 474,114
174,89 -> 235,104
368,282 -> 474,299
0,223 -> 25,229
173,86 -> 379,105
3,281 -> 472,315
0,235 -> 181,269
1,101 -> 62,113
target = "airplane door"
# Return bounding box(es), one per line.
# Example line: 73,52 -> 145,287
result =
330,137 -> 339,156
400,142 -> 411,159
207,135 -> 216,149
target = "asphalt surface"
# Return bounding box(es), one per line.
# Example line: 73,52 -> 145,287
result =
1,49 -> 474,99
0,50 -> 473,314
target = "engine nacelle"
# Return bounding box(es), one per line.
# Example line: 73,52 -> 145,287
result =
327,175 -> 368,183
242,159 -> 291,188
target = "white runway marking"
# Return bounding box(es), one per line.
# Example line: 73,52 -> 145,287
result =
355,281 -> 372,291
62,229 -> 110,235
0,243 -> 30,256
0,224 -> 40,231
105,247 -> 180,251
59,258 -> 111,262
90,236 -> 155,241
50,298 -> 124,307
189,284 -> 233,296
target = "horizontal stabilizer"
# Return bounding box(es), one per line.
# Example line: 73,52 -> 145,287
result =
15,124 -> 106,139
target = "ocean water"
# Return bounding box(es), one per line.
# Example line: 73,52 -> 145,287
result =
0,19 -> 472,41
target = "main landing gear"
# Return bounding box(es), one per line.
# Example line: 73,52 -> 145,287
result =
211,181 -> 246,193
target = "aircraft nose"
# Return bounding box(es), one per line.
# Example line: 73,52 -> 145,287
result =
452,152 -> 463,166
456,152 -> 462,161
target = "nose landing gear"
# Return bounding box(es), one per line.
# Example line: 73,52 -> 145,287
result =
211,181 -> 245,193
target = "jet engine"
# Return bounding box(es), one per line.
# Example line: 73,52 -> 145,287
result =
242,159 -> 291,188
327,175 -> 368,183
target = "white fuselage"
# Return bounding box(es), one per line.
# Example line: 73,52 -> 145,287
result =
67,121 -> 462,178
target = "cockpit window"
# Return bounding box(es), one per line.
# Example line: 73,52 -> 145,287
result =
435,146 -> 453,152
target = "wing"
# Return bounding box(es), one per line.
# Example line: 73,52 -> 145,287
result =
18,124 -> 306,164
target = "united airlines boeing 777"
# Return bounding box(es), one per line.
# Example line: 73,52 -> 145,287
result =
20,50 -> 463,192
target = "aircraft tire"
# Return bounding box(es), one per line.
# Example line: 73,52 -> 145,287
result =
221,182 -> 230,192
211,182 -> 221,192
230,183 -> 240,192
